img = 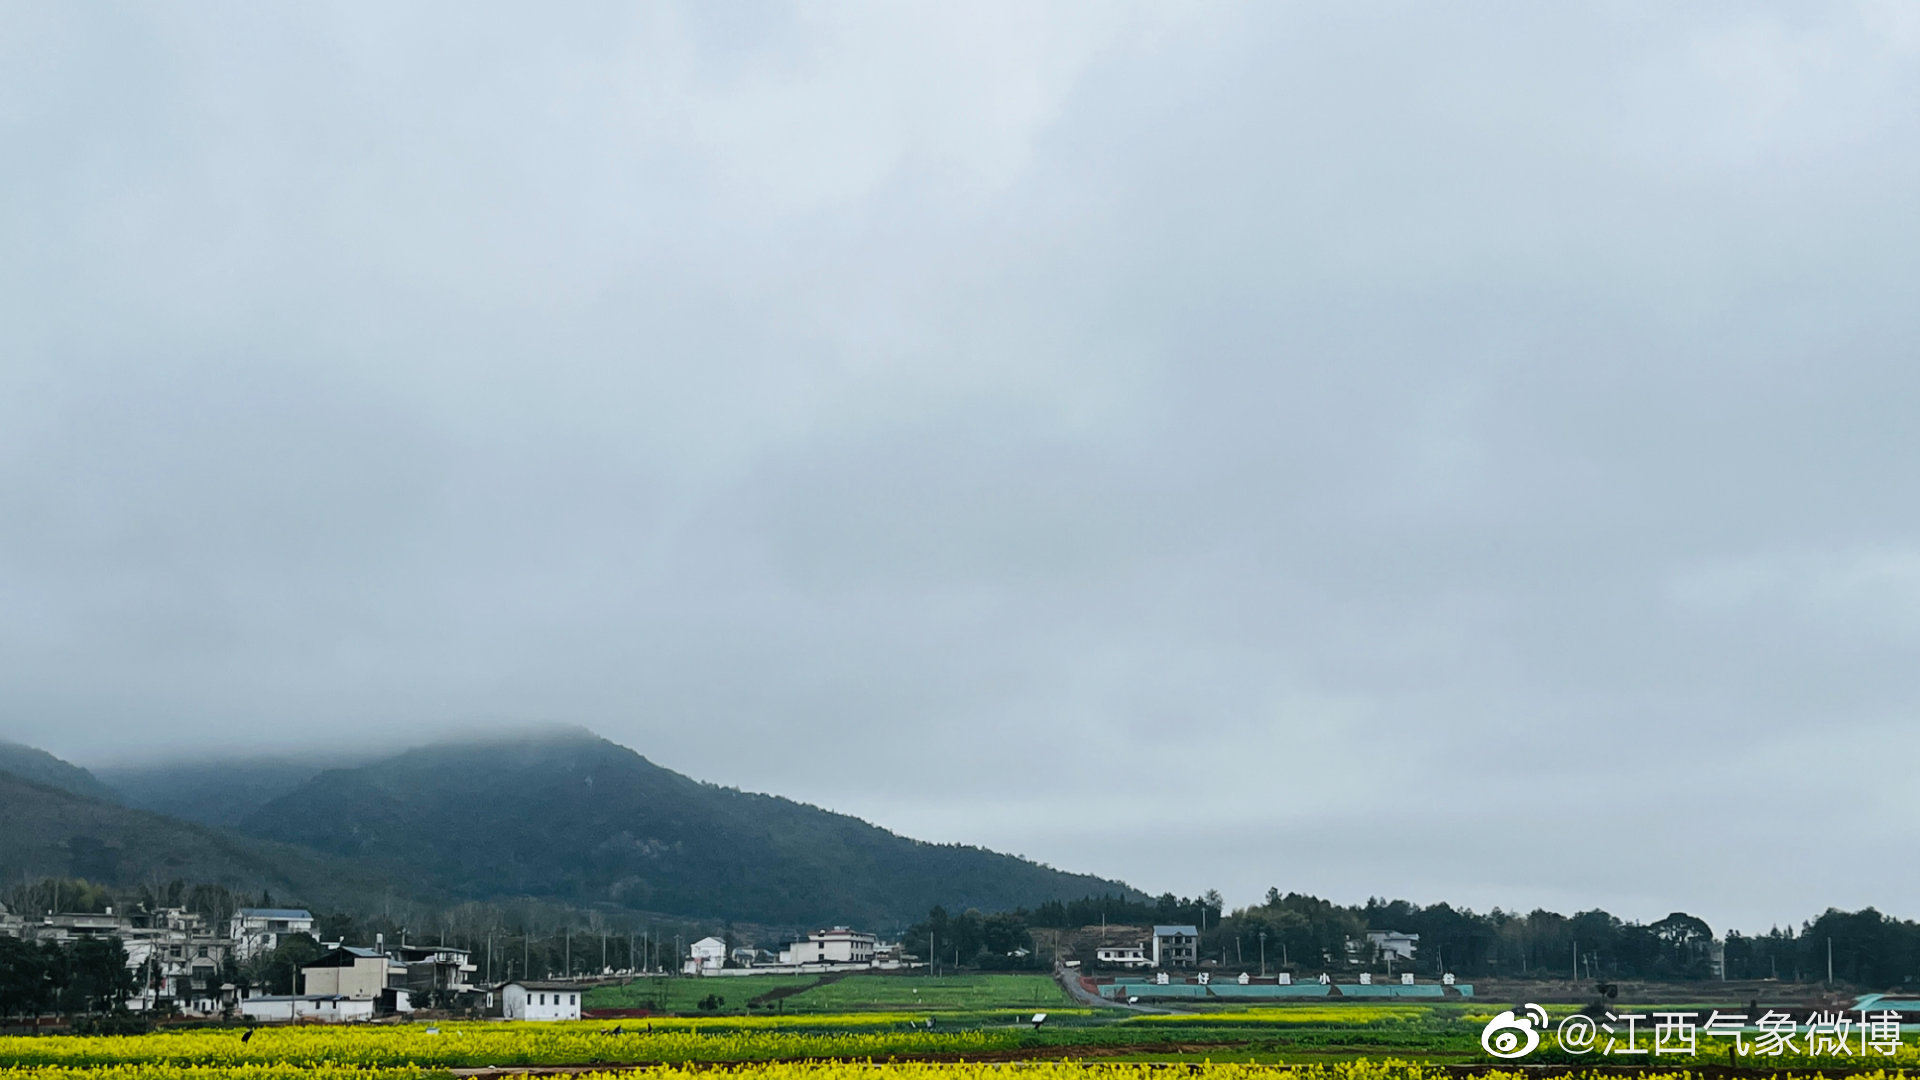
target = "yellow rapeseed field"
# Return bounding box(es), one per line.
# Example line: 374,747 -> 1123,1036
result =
6,1060 -> 1920,1080
0,1020 -> 1014,1069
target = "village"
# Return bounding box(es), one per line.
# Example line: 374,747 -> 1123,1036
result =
0,900 -> 944,1022
1,896 -> 1487,1024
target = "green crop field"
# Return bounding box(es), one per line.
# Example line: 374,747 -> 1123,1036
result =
8,1002 -> 1920,1072
584,973 -> 823,1012
586,973 -> 1071,1014
8,980 -> 1920,1078
782,974 -> 1071,1012
478,974 -> 1920,1072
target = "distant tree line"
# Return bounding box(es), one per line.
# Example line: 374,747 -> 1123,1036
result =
912,889 -> 1920,988
1222,894 -> 1721,981
4,877 -> 249,927
1027,891 -> 1226,930
18,873 -> 1920,993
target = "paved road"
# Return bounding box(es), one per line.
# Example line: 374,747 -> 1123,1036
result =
1053,966 -> 1177,1014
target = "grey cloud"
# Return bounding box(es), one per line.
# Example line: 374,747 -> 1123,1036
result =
3,2 -> 1919,931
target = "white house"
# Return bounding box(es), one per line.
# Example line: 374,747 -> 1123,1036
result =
689,936 -> 728,971
778,927 -> 876,965
238,994 -> 375,1023
1150,926 -> 1198,967
229,908 -> 315,962
1365,931 -> 1419,963
1096,945 -> 1151,968
500,980 -> 582,1021
122,921 -> 234,1014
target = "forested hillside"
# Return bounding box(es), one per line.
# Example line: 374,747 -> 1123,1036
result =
0,770 -> 415,912
0,741 -> 121,803
98,756 -> 358,828
237,728 -> 1139,929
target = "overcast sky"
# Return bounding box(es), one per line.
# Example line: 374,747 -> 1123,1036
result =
5,2 -> 1920,934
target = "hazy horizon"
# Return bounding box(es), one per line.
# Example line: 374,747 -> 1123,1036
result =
0,723 -> 1879,937
7,2 -> 1920,934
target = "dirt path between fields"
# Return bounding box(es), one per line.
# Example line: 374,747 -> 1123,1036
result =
1052,967 -> 1175,1015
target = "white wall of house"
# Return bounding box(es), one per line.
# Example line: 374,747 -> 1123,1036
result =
689,936 -> 727,970
1150,926 -> 1198,967
302,953 -> 395,999
501,982 -> 582,1021
1365,932 -> 1419,962
229,909 -> 315,963
779,928 -> 876,964
237,995 -> 374,1023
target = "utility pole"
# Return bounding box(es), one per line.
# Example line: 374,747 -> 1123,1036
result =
565,927 -> 571,977
1259,931 -> 1267,978
1828,938 -> 1834,984
1573,940 -> 1578,982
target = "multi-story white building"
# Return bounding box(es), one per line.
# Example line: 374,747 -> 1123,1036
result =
1150,925 -> 1198,967
779,927 -> 876,965
5,907 -> 234,1014
500,980 -> 582,1020
125,927 -> 233,1013
688,936 -> 728,971
229,908 -> 315,962
1096,945 -> 1152,968
393,944 -> 479,998
1364,931 -> 1419,963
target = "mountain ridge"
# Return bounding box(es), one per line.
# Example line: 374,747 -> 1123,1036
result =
233,727 -> 1138,929
7,729 -> 1139,930
0,767 -> 426,912
99,753 -> 368,828
0,740 -> 122,804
